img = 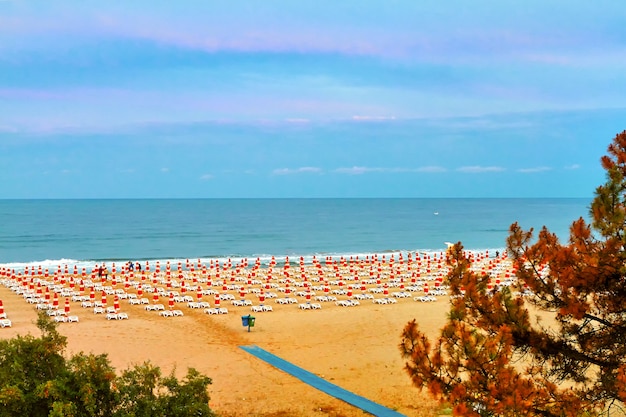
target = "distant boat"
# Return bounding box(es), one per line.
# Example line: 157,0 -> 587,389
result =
433,211 -> 439,216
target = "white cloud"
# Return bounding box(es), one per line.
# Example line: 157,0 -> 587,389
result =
457,166 -> 505,173
334,166 -> 447,175
160,167 -> 170,173
334,166 -> 378,175
517,166 -> 552,173
351,115 -> 397,121
200,174 -> 214,180
564,164 -> 581,170
272,167 -> 322,175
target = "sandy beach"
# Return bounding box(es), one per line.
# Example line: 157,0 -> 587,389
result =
0,253 -> 511,416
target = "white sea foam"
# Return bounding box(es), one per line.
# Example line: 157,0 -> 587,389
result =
0,247 -> 507,273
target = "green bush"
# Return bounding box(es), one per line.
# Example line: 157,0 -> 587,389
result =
0,313 -> 216,417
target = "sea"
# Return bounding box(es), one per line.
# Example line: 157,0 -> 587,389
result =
0,198 -> 592,271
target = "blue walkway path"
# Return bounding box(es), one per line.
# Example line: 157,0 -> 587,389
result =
239,345 -> 407,417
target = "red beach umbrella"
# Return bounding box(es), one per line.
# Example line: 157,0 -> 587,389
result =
259,291 -> 265,305
101,291 -> 107,306
214,293 -> 221,308
0,300 -> 4,316
64,298 -> 70,314
196,286 -> 202,302
114,295 -> 120,312
153,288 -> 159,303
53,293 -> 59,309
169,293 -> 174,310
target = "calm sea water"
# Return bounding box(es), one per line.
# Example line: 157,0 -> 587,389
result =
0,198 -> 591,270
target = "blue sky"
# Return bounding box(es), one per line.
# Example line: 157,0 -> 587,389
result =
1,1 -> 625,198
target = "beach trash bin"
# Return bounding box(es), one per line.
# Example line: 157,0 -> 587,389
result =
241,315 -> 256,332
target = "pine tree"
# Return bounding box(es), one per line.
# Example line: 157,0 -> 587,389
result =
400,131 -> 626,416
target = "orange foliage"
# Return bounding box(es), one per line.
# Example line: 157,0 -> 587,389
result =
401,131 -> 626,416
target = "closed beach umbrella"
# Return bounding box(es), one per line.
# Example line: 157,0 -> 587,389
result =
214,293 -> 220,308
196,286 -> 202,302
153,288 -> 159,303
137,287 -> 143,298
53,293 -> 59,309
169,293 -> 174,310
239,287 -> 246,300
181,280 -> 186,293
101,291 -> 107,306
64,298 -> 70,314
90,290 -> 95,302
0,300 -> 4,316
114,295 -> 120,312
259,291 -> 265,305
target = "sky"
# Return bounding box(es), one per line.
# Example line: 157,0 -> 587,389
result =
1,0 -> 625,198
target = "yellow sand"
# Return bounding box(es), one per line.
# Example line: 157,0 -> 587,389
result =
0,254 -> 508,416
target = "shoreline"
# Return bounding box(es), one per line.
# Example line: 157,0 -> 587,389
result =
0,248 -> 507,272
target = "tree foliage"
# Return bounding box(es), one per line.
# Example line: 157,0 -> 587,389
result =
0,313 -> 216,417
400,130 -> 626,416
